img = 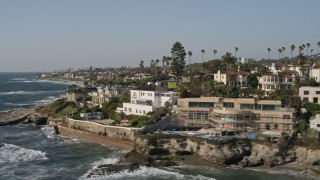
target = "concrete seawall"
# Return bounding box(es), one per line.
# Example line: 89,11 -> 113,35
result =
58,126 -> 134,150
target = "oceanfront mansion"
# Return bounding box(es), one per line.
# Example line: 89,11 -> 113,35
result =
173,97 -> 295,133
122,83 -> 180,115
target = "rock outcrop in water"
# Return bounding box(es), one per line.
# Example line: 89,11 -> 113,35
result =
87,151 -> 177,178
0,108 -> 35,126
23,112 -> 48,125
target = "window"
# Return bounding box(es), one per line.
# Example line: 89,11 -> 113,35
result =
283,115 -> 291,119
124,107 -> 127,111
265,123 -> 270,130
314,97 -> 318,103
223,102 -> 234,108
274,123 -> 278,129
188,102 -> 214,108
261,105 -> 280,111
316,91 -> 320,95
317,124 -> 320,127
240,104 -> 255,110
129,108 -> 132,112
303,98 -> 308,103
304,91 -> 309,95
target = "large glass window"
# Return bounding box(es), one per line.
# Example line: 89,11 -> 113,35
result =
240,104 -> 255,110
261,105 -> 280,111
223,102 -> 234,108
188,102 -> 214,108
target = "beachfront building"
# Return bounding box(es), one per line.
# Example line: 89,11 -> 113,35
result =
213,70 -> 251,86
173,97 -> 295,133
299,86 -> 320,104
61,85 -> 87,103
309,114 -> 320,132
90,85 -> 129,107
122,83 -> 180,115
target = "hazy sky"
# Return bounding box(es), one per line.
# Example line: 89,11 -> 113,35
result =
0,0 -> 319,72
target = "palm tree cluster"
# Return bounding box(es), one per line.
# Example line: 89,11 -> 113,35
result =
267,41 -> 320,60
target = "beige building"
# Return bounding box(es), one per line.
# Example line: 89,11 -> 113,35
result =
174,97 -> 295,133
309,114 -> 320,131
299,86 -> 320,104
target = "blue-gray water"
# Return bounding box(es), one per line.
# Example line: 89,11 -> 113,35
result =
0,73 -> 315,179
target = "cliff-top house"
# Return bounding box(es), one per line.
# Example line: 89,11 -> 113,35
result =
121,82 -> 180,115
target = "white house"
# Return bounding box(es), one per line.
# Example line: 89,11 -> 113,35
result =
309,114 -> 320,131
80,112 -> 104,120
122,83 -> 179,115
238,57 -> 256,64
214,70 -> 251,86
299,86 -> 320,104
268,63 -> 305,76
258,74 -> 304,92
310,68 -> 320,83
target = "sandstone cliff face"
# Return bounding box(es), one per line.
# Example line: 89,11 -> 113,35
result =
135,136 -> 250,166
240,141 -> 320,168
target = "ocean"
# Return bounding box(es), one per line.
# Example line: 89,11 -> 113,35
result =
0,72 -> 315,180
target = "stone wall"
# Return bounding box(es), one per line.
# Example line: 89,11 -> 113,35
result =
64,118 -> 142,140
58,126 -> 134,150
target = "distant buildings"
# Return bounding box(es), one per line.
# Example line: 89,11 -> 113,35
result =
238,57 -> 256,64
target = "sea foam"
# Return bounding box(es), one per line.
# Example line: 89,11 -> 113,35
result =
0,143 -> 48,163
82,165 -> 216,180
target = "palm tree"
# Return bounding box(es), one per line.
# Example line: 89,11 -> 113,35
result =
311,49 -> 314,56
139,60 -> 144,69
267,48 -> 271,60
281,47 -> 285,58
234,47 -> 239,57
301,44 -> 306,54
213,49 -> 217,60
290,45 -> 295,59
201,49 -> 205,62
317,42 -> 320,54
188,51 -> 193,65
278,48 -> 282,59
306,43 -> 310,59
161,56 -> 166,68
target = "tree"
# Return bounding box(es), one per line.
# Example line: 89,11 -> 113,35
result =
188,51 -> 193,65
201,49 -> 205,62
306,43 -> 310,58
213,49 -> 217,60
290,45 -> 295,59
281,47 -> 285,58
302,44 -> 306,54
139,60 -> 144,69
267,48 -> 271,60
278,48 -> 282,59
171,41 -> 186,81
222,52 -> 237,71
317,41 -> 320,54
234,47 -> 239,57
311,49 -> 314,56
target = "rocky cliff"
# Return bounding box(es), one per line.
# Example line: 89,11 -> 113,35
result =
134,135 -> 251,166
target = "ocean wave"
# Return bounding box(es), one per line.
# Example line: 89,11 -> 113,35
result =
0,143 -> 48,163
0,90 -> 62,96
41,126 -> 55,139
82,165 -> 216,180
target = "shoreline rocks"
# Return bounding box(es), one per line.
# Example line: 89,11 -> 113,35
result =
0,108 -> 35,126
